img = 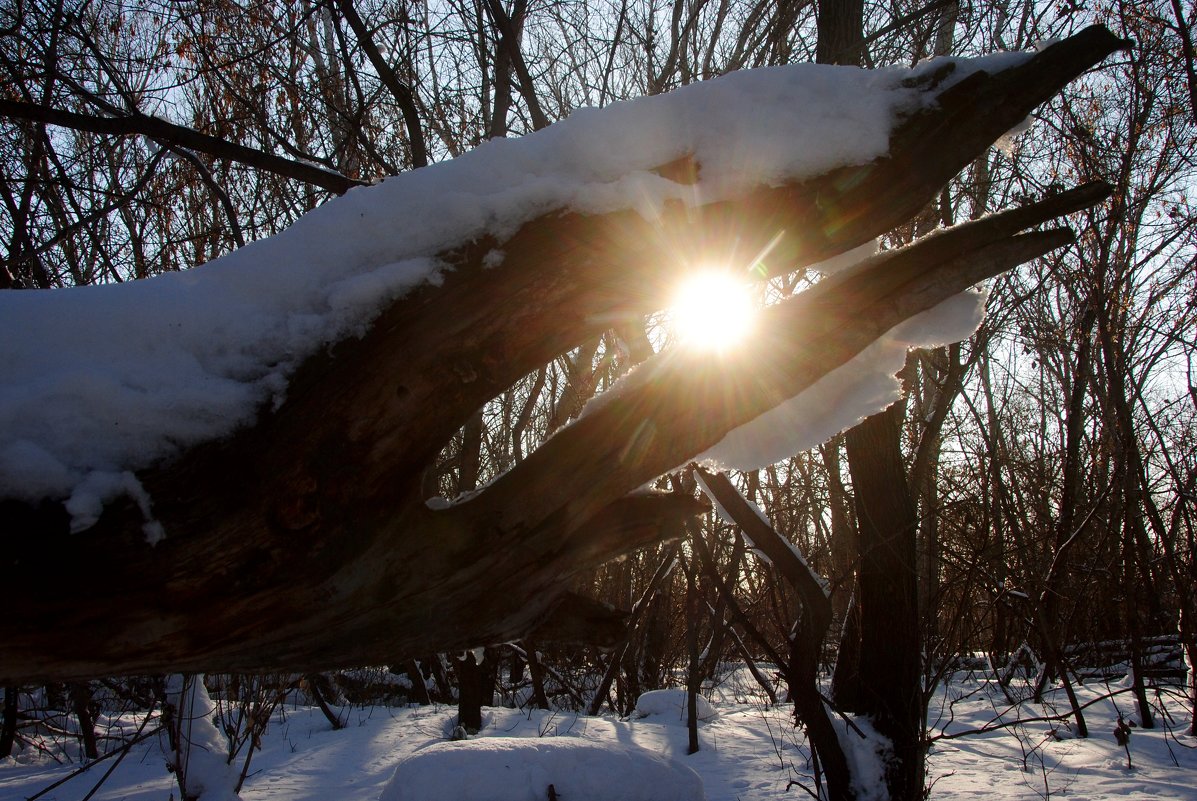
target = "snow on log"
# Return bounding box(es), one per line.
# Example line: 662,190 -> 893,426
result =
0,27 -> 1124,682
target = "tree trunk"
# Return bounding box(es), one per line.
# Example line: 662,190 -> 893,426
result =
684,556 -> 702,755
455,651 -> 486,734
305,674 -> 345,729
844,406 -> 924,800
69,682 -> 99,759
426,656 -> 453,702
0,686 -> 16,758
822,437 -> 855,627
0,30 -> 1124,683
830,583 -> 862,710
816,0 -> 866,66
695,467 -> 853,801
521,640 -> 551,710
400,661 -> 432,706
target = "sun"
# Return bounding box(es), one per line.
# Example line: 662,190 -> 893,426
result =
668,270 -> 757,352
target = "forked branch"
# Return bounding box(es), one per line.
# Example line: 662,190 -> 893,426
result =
0,29 -> 1124,682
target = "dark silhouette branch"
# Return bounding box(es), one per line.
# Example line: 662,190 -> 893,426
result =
483,0 -> 551,131
0,98 -> 364,195
333,0 -> 429,167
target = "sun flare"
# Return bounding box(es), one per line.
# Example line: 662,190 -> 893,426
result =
669,271 -> 757,352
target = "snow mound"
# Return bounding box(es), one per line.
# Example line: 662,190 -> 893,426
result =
166,675 -> 242,801
633,689 -> 717,722
378,736 -> 705,801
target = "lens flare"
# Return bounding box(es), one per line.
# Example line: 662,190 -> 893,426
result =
669,271 -> 756,352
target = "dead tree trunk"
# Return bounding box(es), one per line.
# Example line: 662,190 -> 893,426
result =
0,28 -> 1124,684
843,406 -> 924,799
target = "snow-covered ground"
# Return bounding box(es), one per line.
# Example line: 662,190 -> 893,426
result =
2,672 -> 1193,800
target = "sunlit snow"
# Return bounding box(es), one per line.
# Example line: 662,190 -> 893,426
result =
0,671 -> 1193,801
700,289 -> 988,470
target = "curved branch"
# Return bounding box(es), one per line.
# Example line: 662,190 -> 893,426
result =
333,0 -> 428,167
0,98 -> 363,195
694,466 -> 847,800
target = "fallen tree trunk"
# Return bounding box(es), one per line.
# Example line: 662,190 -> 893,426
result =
0,27 -> 1123,683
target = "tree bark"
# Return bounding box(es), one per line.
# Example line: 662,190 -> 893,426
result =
844,406 -> 924,800
817,0 -> 866,66
0,686 -> 16,758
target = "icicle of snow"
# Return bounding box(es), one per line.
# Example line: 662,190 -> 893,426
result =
995,116 -> 1032,155
63,469 -> 164,543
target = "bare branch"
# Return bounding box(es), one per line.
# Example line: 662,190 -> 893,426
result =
0,98 -> 363,195
333,0 -> 429,167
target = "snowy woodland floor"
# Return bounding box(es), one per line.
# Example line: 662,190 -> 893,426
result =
2,670 -> 1194,801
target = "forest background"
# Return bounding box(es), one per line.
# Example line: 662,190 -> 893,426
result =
0,0 -> 1195,798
